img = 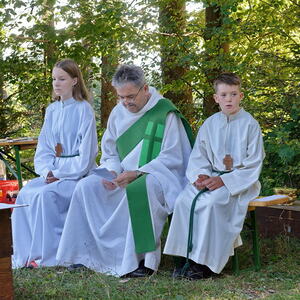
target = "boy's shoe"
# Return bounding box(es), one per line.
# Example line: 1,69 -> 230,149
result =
198,264 -> 216,279
172,267 -> 184,279
173,261 -> 216,280
181,263 -> 204,280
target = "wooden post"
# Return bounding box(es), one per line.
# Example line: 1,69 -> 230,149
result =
0,208 -> 14,300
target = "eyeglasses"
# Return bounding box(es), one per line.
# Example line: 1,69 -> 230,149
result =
118,84 -> 144,103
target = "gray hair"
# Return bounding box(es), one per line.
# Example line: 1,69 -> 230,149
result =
112,64 -> 145,88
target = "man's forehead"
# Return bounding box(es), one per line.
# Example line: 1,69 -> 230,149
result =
116,83 -> 139,95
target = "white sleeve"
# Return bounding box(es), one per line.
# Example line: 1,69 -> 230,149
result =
99,114 -> 123,175
34,108 -> 56,178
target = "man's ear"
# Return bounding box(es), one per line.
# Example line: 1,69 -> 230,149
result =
144,84 -> 149,92
240,92 -> 244,100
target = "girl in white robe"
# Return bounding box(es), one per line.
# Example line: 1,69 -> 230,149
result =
12,59 -> 98,268
164,73 -> 265,277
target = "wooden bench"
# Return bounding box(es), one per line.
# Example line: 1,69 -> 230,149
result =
232,194 -> 291,274
0,203 -> 27,300
0,206 -> 14,300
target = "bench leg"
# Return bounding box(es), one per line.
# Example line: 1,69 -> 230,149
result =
232,250 -> 239,275
14,145 -> 23,188
250,210 -> 261,271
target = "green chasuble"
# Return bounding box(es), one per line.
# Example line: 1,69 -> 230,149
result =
116,98 -> 194,253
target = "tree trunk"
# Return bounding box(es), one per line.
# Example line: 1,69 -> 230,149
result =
0,70 -> 6,138
158,0 -> 194,121
203,5 -> 230,117
41,0 -> 56,118
100,55 -> 117,128
42,0 -> 56,69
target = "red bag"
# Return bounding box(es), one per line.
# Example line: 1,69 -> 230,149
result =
0,180 -> 19,204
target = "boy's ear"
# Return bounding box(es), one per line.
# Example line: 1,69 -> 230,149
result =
213,94 -> 219,103
240,92 -> 244,100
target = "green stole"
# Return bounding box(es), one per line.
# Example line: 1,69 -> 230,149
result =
116,98 -> 194,253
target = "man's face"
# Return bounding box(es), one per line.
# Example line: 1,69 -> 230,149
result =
214,84 -> 243,116
115,83 -> 150,113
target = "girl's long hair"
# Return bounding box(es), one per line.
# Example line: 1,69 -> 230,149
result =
52,59 -> 90,101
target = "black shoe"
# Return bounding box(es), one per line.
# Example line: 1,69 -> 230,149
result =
172,266 -> 184,279
198,264 -> 216,279
171,257 -> 187,279
171,259 -> 216,280
184,262 -> 217,280
124,266 -> 154,278
67,264 -> 86,272
122,260 -> 154,278
182,263 -> 204,280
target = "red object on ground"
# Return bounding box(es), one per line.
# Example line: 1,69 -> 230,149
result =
27,261 -> 38,269
0,180 -> 19,204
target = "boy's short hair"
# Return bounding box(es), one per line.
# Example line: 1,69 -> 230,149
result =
213,72 -> 241,92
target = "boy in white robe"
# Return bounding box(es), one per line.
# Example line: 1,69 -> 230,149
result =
12,59 -> 98,268
164,72 -> 265,279
56,65 -> 193,277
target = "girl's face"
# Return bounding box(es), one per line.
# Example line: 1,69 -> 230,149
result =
52,67 -> 77,101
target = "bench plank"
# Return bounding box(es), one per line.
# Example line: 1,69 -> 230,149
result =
249,195 -> 290,207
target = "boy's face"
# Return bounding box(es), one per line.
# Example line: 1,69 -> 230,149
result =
214,83 -> 243,116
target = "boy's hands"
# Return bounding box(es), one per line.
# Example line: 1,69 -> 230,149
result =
193,174 -> 224,191
202,176 -> 224,191
193,174 -> 209,190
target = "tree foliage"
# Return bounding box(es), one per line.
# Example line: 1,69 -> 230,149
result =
0,0 -> 299,192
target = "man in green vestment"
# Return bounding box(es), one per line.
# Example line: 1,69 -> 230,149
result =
57,64 -> 193,277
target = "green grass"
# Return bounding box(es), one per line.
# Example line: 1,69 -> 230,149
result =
13,236 -> 300,300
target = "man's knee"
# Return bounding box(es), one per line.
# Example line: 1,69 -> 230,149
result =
146,174 -> 162,194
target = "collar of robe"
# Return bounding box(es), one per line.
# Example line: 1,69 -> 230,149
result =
59,97 -> 76,107
220,107 -> 244,122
